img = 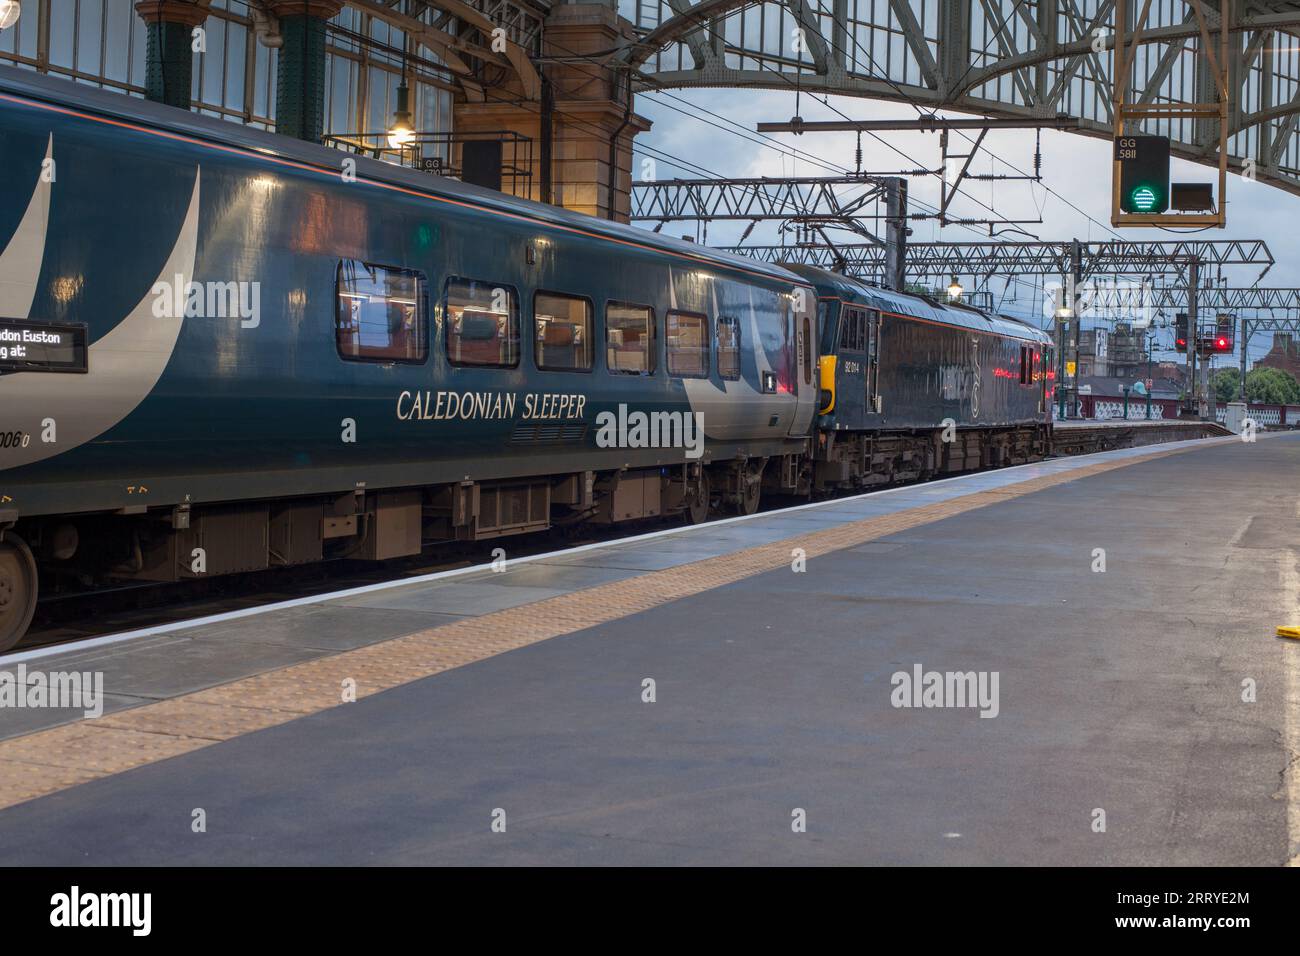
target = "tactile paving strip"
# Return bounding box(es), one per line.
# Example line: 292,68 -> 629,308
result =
0,446 -> 1193,809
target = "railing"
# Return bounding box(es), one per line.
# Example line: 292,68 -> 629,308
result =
322,131 -> 534,197
1074,395 -> 1300,426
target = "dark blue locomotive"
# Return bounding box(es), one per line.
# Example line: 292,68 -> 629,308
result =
0,66 -> 1051,650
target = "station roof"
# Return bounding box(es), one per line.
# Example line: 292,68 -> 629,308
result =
0,65 -> 804,290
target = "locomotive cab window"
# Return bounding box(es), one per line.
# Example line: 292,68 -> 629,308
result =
445,278 -> 519,368
535,291 -> 593,372
336,260 -> 427,363
606,303 -> 656,375
839,307 -> 866,351
717,315 -> 741,380
667,311 -> 709,378
1019,345 -> 1031,385
817,300 -> 835,353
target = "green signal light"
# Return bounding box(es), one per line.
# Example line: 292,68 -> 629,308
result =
1130,186 -> 1158,212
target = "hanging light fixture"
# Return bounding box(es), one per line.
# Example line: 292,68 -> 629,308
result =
0,0 -> 22,31
947,276 -> 963,301
387,81 -> 414,149
387,51 -> 414,151
1055,284 -> 1074,319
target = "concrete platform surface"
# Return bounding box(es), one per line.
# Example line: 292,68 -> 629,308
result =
0,432 -> 1297,865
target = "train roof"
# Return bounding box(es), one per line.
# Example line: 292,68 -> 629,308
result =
783,263 -> 1053,345
0,65 -> 805,290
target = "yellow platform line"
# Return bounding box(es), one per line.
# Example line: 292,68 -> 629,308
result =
0,444 -> 1197,810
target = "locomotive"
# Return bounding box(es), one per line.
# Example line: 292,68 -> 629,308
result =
0,66 -> 1053,651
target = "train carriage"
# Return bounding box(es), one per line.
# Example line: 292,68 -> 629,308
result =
0,66 -> 817,649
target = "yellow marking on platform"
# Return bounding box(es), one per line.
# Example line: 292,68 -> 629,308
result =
1278,626 -> 1300,640
0,443 -> 1206,811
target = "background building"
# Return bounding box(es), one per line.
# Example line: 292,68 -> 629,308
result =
1254,333 -> 1300,379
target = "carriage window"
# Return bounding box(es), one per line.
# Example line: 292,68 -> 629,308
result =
667,311 -> 709,377
535,291 -> 593,371
445,278 -> 518,368
336,260 -> 427,363
839,308 -> 865,351
606,303 -> 655,375
717,315 -> 741,380
1019,345 -> 1030,385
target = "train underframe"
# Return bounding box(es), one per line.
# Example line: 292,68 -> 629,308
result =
0,422 -> 1053,651
810,423 -> 1054,492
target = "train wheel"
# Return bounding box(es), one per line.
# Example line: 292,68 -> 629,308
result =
0,534 -> 38,653
685,472 -> 711,525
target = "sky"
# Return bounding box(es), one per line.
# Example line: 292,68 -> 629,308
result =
628,87 -> 1300,372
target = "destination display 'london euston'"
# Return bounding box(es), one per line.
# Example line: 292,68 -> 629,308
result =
0,319 -> 86,373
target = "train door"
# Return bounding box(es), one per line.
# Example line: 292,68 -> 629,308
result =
1042,345 -> 1053,413
788,287 -> 817,436
866,309 -> 882,414
1032,347 -> 1044,414
836,306 -> 869,426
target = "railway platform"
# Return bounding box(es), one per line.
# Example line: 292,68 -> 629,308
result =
0,431 -> 1297,865
1051,418 -> 1230,455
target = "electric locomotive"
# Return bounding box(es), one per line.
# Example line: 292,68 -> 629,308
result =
788,265 -> 1054,490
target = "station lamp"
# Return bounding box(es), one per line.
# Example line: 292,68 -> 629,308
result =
0,0 -> 21,30
947,276 -> 963,301
387,81 -> 415,150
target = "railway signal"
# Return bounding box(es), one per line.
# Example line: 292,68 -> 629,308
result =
1116,136 -> 1171,214
1174,313 -> 1189,352
1199,315 -> 1234,355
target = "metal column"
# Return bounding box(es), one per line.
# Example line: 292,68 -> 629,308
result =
884,177 -> 908,292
